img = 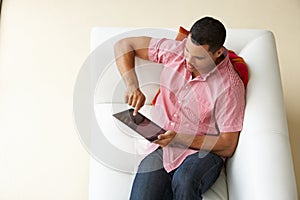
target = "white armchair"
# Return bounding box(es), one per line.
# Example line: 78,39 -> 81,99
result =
73,27 -> 298,200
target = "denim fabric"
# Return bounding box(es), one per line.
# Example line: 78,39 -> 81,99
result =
130,148 -> 223,200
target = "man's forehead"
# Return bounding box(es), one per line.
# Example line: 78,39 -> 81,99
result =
185,36 -> 210,54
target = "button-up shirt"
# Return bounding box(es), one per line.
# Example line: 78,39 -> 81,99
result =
147,38 -> 245,172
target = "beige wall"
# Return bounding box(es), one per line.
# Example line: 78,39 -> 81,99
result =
0,0 -> 299,199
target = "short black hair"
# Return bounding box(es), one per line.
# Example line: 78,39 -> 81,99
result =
189,17 -> 226,53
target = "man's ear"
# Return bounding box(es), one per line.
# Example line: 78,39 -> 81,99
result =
215,47 -> 225,58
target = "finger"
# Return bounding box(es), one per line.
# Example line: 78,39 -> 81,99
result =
131,96 -> 137,108
124,94 -> 129,103
133,98 -> 144,116
128,95 -> 133,106
154,138 -> 169,147
157,131 -> 175,141
133,107 -> 138,116
153,137 -> 164,144
157,133 -> 167,140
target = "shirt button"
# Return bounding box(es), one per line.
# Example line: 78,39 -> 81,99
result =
178,100 -> 182,104
173,113 -> 178,118
170,122 -> 175,126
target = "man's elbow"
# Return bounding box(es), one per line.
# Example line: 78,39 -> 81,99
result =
114,38 -> 131,56
219,133 -> 240,158
222,145 -> 237,157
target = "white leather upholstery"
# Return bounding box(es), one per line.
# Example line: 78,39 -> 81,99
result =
82,27 -> 298,200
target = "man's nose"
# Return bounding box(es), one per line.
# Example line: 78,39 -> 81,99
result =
186,56 -> 196,66
185,55 -> 194,64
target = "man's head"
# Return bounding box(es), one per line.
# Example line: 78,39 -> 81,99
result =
189,16 -> 226,54
184,17 -> 226,76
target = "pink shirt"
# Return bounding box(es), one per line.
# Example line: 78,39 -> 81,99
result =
147,38 -> 245,172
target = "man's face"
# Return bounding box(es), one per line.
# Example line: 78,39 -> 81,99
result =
184,35 -> 220,77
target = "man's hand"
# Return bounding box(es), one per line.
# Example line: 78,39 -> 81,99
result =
154,130 -> 177,147
125,86 -> 146,116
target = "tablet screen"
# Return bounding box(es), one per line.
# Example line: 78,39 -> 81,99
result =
113,109 -> 166,142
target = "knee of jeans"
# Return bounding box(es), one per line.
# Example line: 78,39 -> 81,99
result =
138,153 -> 164,173
172,172 -> 195,191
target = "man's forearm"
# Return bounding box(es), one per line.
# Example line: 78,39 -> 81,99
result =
114,37 -> 151,88
175,132 -> 239,157
114,41 -> 139,89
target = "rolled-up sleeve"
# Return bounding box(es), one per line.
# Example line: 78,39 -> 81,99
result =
148,38 -> 185,65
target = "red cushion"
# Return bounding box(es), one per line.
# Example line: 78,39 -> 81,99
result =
151,27 -> 249,105
228,50 -> 249,88
175,26 -> 190,40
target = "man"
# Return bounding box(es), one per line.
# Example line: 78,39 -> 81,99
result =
114,16 -> 245,200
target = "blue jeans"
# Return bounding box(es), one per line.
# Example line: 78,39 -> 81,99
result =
130,148 -> 223,200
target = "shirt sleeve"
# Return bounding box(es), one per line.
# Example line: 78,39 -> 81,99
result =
148,38 -> 185,65
215,82 -> 246,133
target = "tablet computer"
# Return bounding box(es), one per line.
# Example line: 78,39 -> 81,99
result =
112,108 -> 166,142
